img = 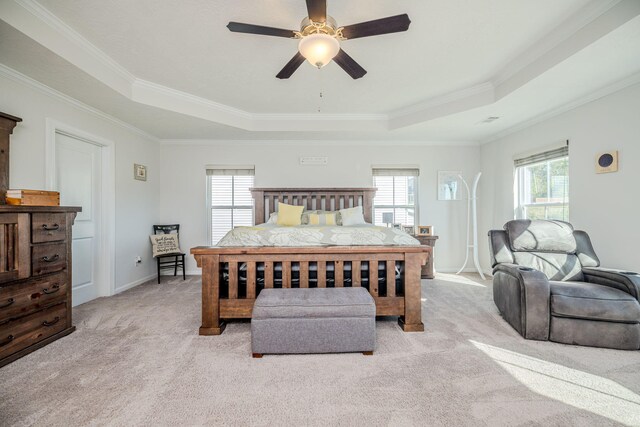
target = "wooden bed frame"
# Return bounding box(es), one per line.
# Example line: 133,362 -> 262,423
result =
191,188 -> 430,335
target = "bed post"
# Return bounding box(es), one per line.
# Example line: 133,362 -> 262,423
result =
398,252 -> 425,332
251,189 -> 265,225
199,255 -> 226,335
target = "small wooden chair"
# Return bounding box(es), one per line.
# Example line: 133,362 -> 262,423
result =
152,224 -> 186,284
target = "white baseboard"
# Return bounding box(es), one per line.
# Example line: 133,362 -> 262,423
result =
186,270 -> 202,276
114,273 -> 155,294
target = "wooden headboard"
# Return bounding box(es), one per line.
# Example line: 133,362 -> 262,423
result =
250,188 -> 377,225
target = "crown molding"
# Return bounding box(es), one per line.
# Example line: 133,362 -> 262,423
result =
493,0 -> 640,99
480,70 -> 640,144
159,139 -> 480,147
131,78 -> 253,130
492,0 -> 623,88
0,63 -> 159,142
387,82 -> 495,129
2,0 -> 134,96
0,0 -> 637,134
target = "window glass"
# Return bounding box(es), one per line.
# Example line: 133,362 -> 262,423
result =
209,174 -> 254,244
373,174 -> 418,226
516,156 -> 569,221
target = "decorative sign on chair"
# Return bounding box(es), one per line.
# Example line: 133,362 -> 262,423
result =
150,234 -> 181,257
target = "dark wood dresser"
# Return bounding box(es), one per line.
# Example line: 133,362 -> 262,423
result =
415,235 -> 438,279
0,206 -> 81,367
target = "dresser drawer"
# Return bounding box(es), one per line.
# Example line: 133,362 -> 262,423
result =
32,243 -> 67,276
31,213 -> 67,243
0,303 -> 67,360
0,273 -> 68,323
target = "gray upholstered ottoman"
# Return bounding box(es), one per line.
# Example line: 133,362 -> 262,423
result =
251,287 -> 376,357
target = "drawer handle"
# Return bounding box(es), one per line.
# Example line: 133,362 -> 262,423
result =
0,298 -> 14,309
0,335 -> 14,347
41,254 -> 60,263
42,284 -> 61,295
42,316 -> 60,327
42,224 -> 60,231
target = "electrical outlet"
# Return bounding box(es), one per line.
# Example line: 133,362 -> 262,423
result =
135,256 -> 142,266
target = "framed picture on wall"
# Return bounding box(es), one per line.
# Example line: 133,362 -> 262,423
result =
438,171 -> 462,200
134,164 -> 147,181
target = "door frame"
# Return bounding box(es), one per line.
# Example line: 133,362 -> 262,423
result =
45,118 -> 116,298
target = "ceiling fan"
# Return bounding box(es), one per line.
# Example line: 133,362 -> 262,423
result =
227,0 -> 411,79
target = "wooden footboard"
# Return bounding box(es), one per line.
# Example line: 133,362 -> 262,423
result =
191,245 -> 430,335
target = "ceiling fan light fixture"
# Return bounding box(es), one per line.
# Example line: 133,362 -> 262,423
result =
298,33 -> 340,68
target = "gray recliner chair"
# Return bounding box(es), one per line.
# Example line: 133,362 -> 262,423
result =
488,220 -> 640,350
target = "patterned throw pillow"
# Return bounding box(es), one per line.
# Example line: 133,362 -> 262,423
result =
150,234 -> 181,257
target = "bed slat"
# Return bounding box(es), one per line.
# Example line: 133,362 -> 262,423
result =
228,261 -> 238,299
352,260 -> 361,287
335,260 -> 343,287
300,261 -> 309,288
369,260 -> 379,296
317,261 -> 326,288
282,261 -> 291,288
264,261 -> 273,288
386,260 -> 396,297
247,262 -> 256,299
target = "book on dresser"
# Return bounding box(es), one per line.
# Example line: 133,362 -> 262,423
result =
0,205 -> 81,367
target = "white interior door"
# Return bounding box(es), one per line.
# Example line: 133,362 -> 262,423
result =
55,132 -> 102,306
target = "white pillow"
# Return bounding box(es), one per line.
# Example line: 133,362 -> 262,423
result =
339,206 -> 366,226
266,212 -> 278,224
150,234 -> 182,257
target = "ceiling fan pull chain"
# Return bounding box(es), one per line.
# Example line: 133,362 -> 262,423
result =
317,68 -> 324,113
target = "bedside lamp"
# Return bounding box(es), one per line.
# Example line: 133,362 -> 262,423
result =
382,212 -> 394,228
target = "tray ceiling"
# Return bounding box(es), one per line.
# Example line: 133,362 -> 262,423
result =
1,0 -> 639,140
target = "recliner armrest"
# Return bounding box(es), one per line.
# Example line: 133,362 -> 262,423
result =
582,267 -> 640,301
493,263 -> 550,340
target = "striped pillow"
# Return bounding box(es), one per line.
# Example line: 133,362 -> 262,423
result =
307,212 -> 337,226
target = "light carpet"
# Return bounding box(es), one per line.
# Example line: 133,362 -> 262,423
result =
1,274 -> 639,426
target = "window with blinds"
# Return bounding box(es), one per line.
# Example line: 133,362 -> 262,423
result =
207,166 -> 255,244
372,168 -> 419,227
515,145 -> 569,221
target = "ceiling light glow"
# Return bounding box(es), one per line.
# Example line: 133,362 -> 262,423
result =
298,33 -> 340,68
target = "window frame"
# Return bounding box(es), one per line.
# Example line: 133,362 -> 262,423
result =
515,155 -> 569,221
372,171 -> 420,227
206,172 -> 255,245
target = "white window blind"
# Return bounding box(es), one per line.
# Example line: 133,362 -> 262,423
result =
206,166 -> 255,244
372,168 -> 419,227
515,146 -> 569,221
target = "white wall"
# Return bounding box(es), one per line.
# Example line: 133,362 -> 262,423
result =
159,142 -> 481,273
479,83 -> 640,273
0,72 -> 160,292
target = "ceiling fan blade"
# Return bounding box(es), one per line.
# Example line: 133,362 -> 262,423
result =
341,14 -> 411,40
306,0 -> 327,23
227,22 -> 296,38
333,49 -> 367,79
276,52 -> 306,79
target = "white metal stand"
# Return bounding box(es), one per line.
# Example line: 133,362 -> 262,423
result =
456,173 -> 485,279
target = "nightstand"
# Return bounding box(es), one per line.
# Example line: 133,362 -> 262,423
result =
415,235 -> 439,279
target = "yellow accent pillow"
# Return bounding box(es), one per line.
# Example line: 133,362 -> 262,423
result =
308,212 -> 337,225
276,203 -> 304,226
